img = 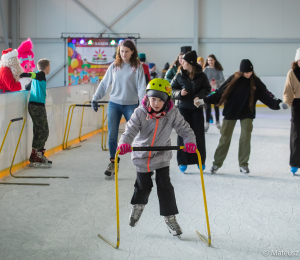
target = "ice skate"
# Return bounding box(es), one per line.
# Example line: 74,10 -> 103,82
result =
240,166 -> 250,174
205,122 -> 210,133
210,164 -> 219,174
291,167 -> 298,175
197,164 -> 205,171
216,121 -> 221,130
29,149 -> 52,168
129,204 -> 145,227
164,215 -> 182,237
104,158 -> 120,180
179,165 -> 187,173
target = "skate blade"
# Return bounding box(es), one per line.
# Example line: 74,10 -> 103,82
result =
32,163 -> 52,168
105,174 -> 115,180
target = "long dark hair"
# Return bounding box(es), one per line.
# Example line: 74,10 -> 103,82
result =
178,65 -> 197,80
171,52 -> 184,68
292,61 -> 299,70
115,39 -> 140,68
218,71 -> 258,110
203,54 -> 223,71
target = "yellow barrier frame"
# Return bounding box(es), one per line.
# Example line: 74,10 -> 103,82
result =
62,102 -> 108,150
0,117 -> 68,185
98,146 -> 211,249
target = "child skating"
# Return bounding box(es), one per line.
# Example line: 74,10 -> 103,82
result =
20,59 -> 52,168
117,78 -> 197,236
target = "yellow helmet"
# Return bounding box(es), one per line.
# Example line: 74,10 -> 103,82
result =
146,78 -> 172,97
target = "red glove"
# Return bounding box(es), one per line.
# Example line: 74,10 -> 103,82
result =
117,144 -> 132,155
183,143 -> 197,153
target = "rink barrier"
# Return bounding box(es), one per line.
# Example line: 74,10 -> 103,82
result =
81,101 -> 109,151
62,102 -> 109,151
98,146 -> 211,249
0,117 -> 68,185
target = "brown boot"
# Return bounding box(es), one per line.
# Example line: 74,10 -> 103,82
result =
29,148 -> 37,167
29,149 -> 52,168
41,149 -> 52,164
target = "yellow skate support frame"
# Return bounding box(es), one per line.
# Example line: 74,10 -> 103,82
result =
98,146 -> 211,249
63,102 -> 108,150
0,118 -> 67,185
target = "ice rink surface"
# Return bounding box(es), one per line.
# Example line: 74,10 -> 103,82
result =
0,107 -> 299,260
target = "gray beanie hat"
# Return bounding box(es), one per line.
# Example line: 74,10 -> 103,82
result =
147,89 -> 168,103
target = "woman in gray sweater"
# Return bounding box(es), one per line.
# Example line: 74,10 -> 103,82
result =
203,54 -> 225,132
92,40 -> 146,179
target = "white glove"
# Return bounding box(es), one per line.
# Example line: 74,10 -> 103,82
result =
194,99 -> 205,108
279,102 -> 290,110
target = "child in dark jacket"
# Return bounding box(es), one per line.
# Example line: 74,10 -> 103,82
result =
117,78 -> 197,237
20,59 -> 52,168
203,59 -> 284,174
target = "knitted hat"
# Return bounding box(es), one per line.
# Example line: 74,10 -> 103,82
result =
163,62 -> 170,71
240,59 -> 253,73
1,48 -> 18,61
197,57 -> 204,64
138,53 -> 146,62
147,89 -> 168,103
295,48 -> 300,61
183,51 -> 198,66
148,63 -> 155,69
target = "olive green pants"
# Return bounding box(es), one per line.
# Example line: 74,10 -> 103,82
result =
213,118 -> 253,167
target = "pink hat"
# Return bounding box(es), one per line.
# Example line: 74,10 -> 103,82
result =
17,38 -> 35,71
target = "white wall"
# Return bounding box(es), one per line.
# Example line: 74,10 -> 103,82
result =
4,0 -> 300,88
0,83 -> 109,172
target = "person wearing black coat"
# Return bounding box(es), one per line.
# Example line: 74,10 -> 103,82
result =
204,59 -> 284,174
171,50 -> 211,173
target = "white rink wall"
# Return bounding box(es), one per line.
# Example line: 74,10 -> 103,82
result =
0,83 -> 108,172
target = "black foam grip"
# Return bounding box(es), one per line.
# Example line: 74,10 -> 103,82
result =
11,117 -> 23,122
132,146 -> 181,151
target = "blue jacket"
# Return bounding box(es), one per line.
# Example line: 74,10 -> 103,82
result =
27,71 -> 47,104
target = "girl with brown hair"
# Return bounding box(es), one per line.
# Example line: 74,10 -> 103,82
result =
203,54 -> 225,131
165,52 -> 184,82
204,59 -> 284,174
92,39 -> 146,179
283,48 -> 300,175
171,50 -> 211,173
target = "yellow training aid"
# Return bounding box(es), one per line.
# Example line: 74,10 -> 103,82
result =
147,78 -> 172,96
98,146 -> 211,249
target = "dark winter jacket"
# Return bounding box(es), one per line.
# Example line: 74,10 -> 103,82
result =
205,75 -> 281,120
171,64 -> 211,109
165,65 -> 179,83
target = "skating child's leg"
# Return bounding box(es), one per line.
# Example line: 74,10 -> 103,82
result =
238,119 -> 253,173
155,166 -> 182,236
129,171 -> 153,227
28,104 -> 50,167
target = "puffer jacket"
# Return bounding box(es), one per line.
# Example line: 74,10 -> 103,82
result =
165,65 -> 179,83
171,64 -> 211,109
118,97 -> 196,172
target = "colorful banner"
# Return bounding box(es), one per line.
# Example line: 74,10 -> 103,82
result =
67,38 -> 123,86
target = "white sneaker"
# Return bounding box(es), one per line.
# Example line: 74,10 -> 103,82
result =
205,123 -> 210,133
216,121 -> 221,130
129,204 -> 145,227
240,166 -> 250,174
165,215 -> 182,236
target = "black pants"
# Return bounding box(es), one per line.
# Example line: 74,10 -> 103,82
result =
205,103 -> 220,122
177,107 -> 206,165
290,98 -> 300,167
131,166 -> 179,216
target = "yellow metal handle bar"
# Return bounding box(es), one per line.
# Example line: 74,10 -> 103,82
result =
98,146 -> 211,249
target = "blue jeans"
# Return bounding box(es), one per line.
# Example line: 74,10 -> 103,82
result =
107,101 -> 138,159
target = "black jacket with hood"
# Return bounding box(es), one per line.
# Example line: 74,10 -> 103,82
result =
171,64 -> 211,109
204,74 -> 281,120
